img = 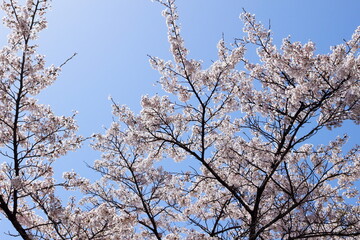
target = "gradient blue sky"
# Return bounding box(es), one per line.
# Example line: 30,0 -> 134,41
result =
1,0 -> 360,237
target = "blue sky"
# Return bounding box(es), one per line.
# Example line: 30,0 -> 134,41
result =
1,0 -> 360,237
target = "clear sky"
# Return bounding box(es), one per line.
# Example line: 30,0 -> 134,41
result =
1,0 -> 360,237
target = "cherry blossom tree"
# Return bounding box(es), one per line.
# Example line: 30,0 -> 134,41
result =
0,0 -> 117,239
86,0 -> 360,239
0,0 -> 359,239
